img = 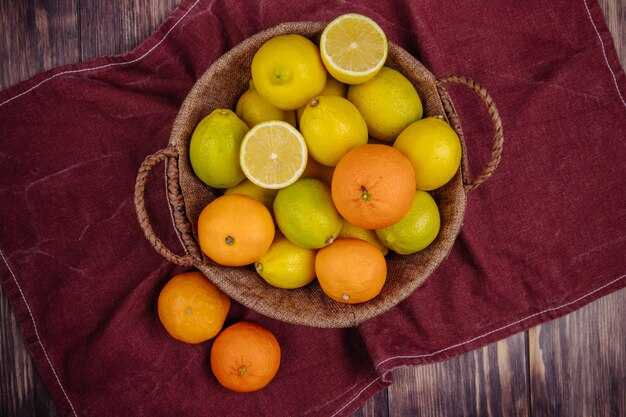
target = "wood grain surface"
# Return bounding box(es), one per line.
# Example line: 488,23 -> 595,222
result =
0,1 -> 624,416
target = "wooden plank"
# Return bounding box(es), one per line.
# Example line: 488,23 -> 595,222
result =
350,388 -> 390,417
0,0 -> 79,87
528,2 -> 625,416
597,0 -> 625,65
78,0 -> 182,60
0,297 -> 62,417
529,289 -> 626,417
383,334 -> 529,417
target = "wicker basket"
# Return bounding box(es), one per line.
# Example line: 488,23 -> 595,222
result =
134,21 -> 503,328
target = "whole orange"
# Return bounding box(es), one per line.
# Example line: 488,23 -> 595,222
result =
210,321 -> 281,392
197,194 -> 275,266
157,271 -> 231,344
315,238 -> 387,304
331,144 -> 416,229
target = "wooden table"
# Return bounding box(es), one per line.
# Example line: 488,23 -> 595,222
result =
1,1 -> 624,416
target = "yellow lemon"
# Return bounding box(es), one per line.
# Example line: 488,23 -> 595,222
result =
320,74 -> 348,97
224,179 -> 279,212
338,219 -> 388,255
273,178 -> 343,249
255,234 -> 317,289
320,13 -> 388,84
251,34 -> 327,110
239,121 -> 308,189
300,95 -> 368,166
189,109 -> 248,188
296,74 -> 347,122
393,116 -> 462,190
236,87 -> 297,128
376,190 -> 440,255
347,67 -> 423,142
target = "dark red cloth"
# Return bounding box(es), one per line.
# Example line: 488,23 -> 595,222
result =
1,0 -> 624,416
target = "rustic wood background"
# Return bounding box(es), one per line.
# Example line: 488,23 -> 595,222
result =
0,1 -> 624,416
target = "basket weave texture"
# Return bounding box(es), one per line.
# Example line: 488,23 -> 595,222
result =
135,21 -> 504,328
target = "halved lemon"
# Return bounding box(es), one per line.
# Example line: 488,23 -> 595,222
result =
240,121 -> 308,189
320,13 -> 388,85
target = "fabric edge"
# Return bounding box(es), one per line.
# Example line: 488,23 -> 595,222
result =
584,0 -> 626,106
0,2 -> 201,416
0,0 -> 201,109
331,375 -> 391,417
0,251 -> 78,417
374,275 -> 625,375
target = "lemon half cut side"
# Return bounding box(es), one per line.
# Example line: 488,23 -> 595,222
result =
320,13 -> 388,85
240,120 -> 308,189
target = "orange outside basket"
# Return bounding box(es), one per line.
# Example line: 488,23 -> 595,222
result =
134,21 -> 503,328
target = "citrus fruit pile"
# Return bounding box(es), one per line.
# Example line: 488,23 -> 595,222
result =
155,12 -> 466,395
188,13 -> 462,306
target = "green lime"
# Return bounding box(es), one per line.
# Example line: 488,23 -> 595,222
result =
255,234 -> 317,289
189,109 -> 249,188
376,190 -> 440,254
273,178 -> 343,249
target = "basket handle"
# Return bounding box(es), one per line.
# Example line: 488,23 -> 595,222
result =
134,146 -> 199,267
437,75 -> 504,193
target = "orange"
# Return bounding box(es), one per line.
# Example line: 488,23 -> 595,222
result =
157,271 -> 231,344
210,321 -> 281,392
197,194 -> 275,266
315,238 -> 387,304
300,157 -> 334,186
331,144 -> 416,229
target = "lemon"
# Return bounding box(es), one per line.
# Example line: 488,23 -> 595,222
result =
251,34 -> 327,110
296,74 -> 347,123
224,179 -> 279,211
393,116 -> 462,190
239,121 -> 308,189
273,178 -> 343,249
338,219 -> 388,255
320,13 -> 388,84
320,74 -> 348,97
189,109 -> 249,188
235,87 -> 297,128
254,234 -> 317,289
347,67 -> 423,142
376,190 -> 440,255
300,95 -> 368,167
